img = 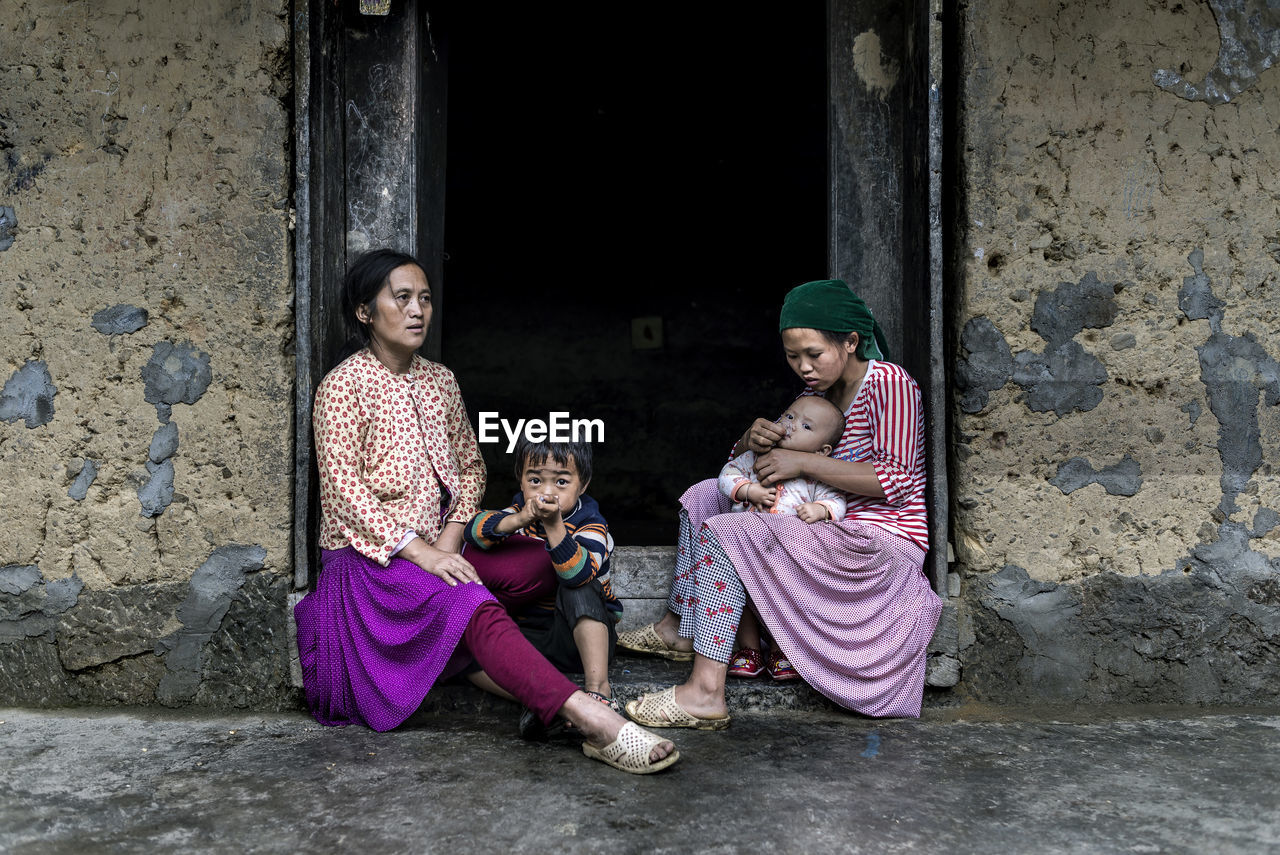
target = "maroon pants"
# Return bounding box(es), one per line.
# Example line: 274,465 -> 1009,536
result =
460,536 -> 573,725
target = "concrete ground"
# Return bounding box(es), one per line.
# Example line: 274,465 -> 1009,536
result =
3,701 -> 1279,854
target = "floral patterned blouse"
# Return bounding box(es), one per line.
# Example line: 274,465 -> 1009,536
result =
313,349 -> 486,566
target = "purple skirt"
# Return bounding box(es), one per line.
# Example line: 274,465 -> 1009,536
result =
294,546 -> 497,731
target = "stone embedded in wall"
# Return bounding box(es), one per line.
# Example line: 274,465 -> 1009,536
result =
926,603 -> 961,688
137,459 -> 175,518
5,151 -> 51,195
194,570 -> 296,710
90,304 -> 149,336
1050,455 -> 1143,497
155,544 -> 267,707
141,341 -> 212,424
1031,272 -> 1121,348
56,582 -> 186,671
148,423 -> 179,464
955,317 -> 1013,414
1012,341 -> 1108,415
0,565 -> 82,642
1153,0 -> 1280,104
0,640 -> 74,707
67,459 -> 99,501
0,205 -> 14,251
0,360 -> 56,428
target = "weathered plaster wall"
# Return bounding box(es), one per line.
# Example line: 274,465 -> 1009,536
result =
953,0 -> 1280,703
0,1 -> 295,708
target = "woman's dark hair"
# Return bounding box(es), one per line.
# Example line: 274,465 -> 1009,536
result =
818,328 -> 876,360
340,249 -> 423,346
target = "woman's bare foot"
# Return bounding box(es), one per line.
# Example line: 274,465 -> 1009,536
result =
670,654 -> 730,720
671,683 -> 730,720
653,612 -> 694,654
561,691 -> 676,764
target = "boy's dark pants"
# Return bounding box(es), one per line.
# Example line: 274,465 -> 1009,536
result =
464,534 -> 617,674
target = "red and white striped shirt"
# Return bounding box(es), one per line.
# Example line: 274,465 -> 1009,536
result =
803,360 -> 929,550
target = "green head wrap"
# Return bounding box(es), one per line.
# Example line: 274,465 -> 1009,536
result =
778,279 -> 890,361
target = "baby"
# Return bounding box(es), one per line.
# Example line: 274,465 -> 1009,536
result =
718,395 -> 847,523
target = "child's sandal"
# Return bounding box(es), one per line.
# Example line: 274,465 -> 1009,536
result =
586,690 -> 624,715
727,647 -> 764,678
766,647 -> 801,682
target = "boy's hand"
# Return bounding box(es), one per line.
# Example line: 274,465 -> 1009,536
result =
526,493 -> 563,524
796,502 -> 830,523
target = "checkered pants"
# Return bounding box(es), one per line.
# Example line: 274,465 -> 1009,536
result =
667,509 -> 746,664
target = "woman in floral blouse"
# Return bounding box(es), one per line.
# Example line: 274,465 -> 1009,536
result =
293,249 -> 677,774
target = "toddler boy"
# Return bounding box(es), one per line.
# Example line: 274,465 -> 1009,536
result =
465,437 -> 620,723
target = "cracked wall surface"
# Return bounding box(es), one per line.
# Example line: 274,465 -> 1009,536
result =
0,1 -> 295,709
954,0 -> 1280,703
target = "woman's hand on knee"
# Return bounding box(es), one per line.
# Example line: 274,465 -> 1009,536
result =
402,538 -> 480,586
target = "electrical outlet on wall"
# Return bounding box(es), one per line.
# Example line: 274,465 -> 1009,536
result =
631,316 -> 663,350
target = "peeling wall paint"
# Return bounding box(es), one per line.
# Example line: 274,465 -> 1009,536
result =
954,0 -> 1280,704
0,0 -> 294,710
1153,0 -> 1280,103
0,360 -> 56,428
852,30 -> 899,100
0,205 -> 15,251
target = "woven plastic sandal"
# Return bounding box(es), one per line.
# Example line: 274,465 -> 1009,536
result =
615,624 -> 694,662
727,647 -> 764,678
625,686 -> 731,731
582,721 -> 680,774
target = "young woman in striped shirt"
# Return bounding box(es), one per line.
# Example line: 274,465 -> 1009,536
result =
619,279 -> 943,727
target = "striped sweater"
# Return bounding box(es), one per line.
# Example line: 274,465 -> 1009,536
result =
799,359 -> 929,550
464,493 -> 621,623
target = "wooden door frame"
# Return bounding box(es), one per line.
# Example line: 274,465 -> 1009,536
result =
828,0 -> 948,594
292,0 -> 446,590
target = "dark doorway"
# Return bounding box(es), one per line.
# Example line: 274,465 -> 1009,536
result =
294,0 -> 946,591
438,5 -> 827,543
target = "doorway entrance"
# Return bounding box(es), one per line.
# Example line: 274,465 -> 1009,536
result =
293,0 -> 947,589
439,4 -> 825,542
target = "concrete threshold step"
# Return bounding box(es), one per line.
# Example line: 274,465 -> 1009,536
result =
409,655 -> 959,725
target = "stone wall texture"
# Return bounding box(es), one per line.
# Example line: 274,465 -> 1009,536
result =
0,1 -> 296,709
952,0 -> 1280,704
2,0 -> 1277,712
